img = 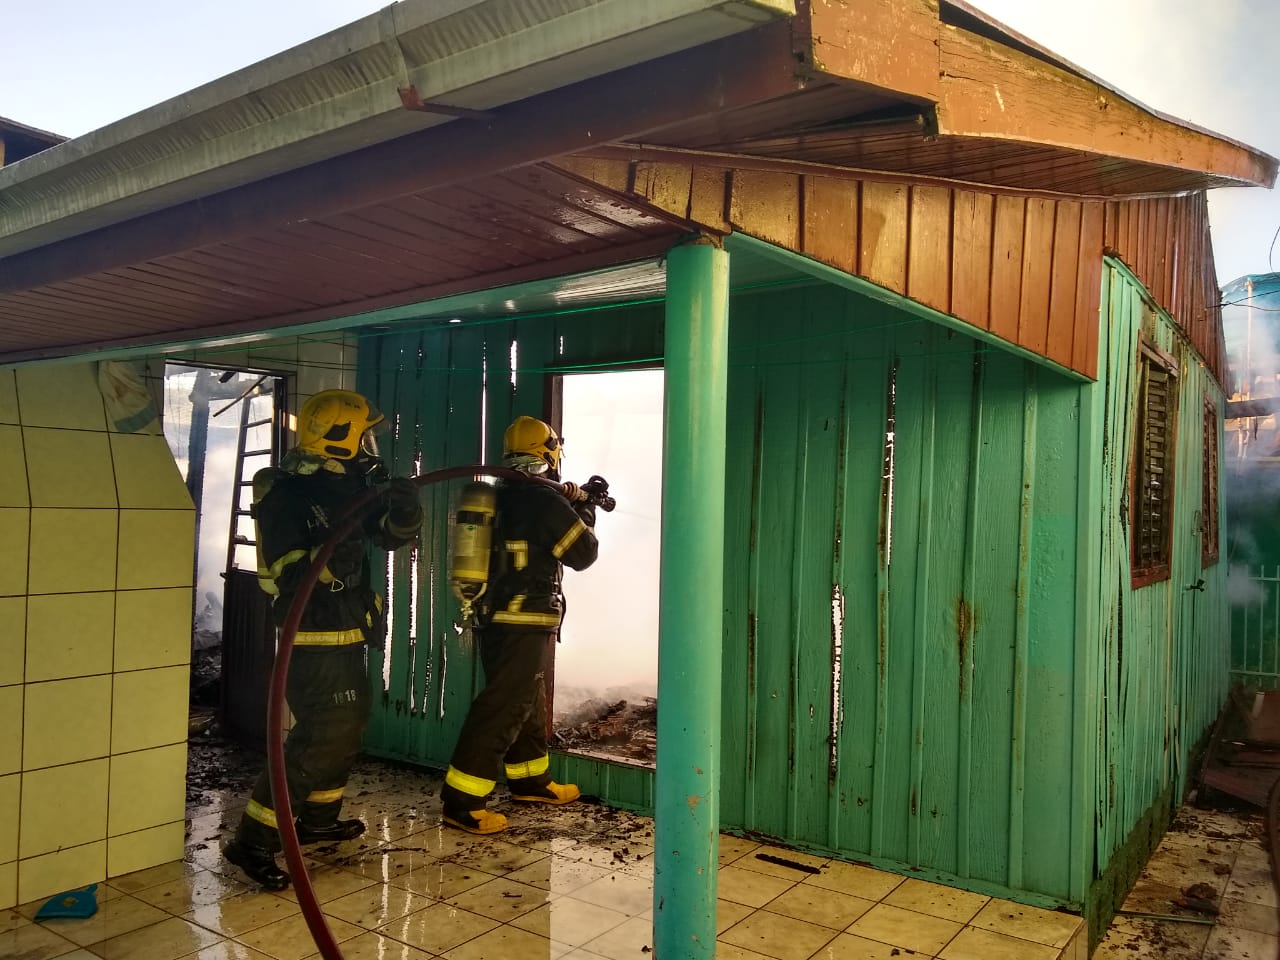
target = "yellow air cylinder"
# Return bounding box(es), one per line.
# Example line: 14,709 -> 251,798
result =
450,481 -> 497,619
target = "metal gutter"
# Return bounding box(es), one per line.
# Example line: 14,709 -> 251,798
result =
0,0 -> 794,257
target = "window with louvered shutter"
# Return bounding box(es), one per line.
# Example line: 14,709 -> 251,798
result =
1202,397 -> 1220,567
1132,342 -> 1178,587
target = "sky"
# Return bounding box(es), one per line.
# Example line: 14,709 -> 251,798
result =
2,0 -> 1278,285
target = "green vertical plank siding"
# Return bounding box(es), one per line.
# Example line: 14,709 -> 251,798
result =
354,256 -> 1228,911
1088,260 -> 1228,882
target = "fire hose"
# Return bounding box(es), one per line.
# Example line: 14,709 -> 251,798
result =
266,464 -> 581,959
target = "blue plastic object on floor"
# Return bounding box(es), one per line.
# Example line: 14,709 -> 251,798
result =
34,883 -> 98,920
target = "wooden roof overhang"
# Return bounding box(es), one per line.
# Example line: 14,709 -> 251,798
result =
0,1 -> 1273,365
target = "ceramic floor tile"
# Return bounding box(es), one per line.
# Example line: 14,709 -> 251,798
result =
321,884 -> 433,930
303,930 -> 436,960
0,921 -> 81,960
135,869 -> 251,914
716,865 -> 797,908
1120,877 -> 1214,920
436,839 -> 548,877
91,916 -> 226,960
882,878 -> 989,924
0,907 -> 29,934
718,836 -> 762,868
1167,807 -> 1262,843
504,856 -> 613,895
566,873 -> 656,917
385,859 -> 499,901
714,944 -> 776,960
337,848 -> 445,886
110,858 -> 205,896
763,884 -> 876,930
510,897 -> 630,947
578,915 -> 653,960
1218,895 -> 1280,936
444,876 -> 554,922
182,891 -> 300,937
1090,916 -> 1210,960
733,845 -> 831,883
719,908 -> 839,960
441,922 -> 556,960
938,926 -> 1058,960
1225,844 -> 1279,909
968,898 -> 1082,948
1137,834 -> 1237,897
553,843 -> 649,872
803,861 -> 903,902
846,903 -> 962,955
807,931 -> 930,959
36,892 -> 169,946
1202,923 -> 1280,960
273,866 -> 377,905
235,912 -> 366,960
377,903 -> 498,955
178,943 -> 277,960
716,899 -> 755,934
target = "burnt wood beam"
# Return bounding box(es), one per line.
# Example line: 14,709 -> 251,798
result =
0,21 -> 805,295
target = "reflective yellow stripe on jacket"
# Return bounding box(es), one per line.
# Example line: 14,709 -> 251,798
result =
294,628 -> 365,647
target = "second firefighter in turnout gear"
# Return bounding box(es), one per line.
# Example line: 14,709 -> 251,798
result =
442,416 -> 599,835
223,390 -> 422,891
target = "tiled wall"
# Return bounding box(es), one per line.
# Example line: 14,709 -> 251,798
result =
0,362 -> 195,909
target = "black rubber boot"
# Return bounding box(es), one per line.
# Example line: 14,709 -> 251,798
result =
224,840 -> 290,891
295,819 -> 367,844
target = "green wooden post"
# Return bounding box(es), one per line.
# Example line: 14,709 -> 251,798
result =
654,238 -> 729,958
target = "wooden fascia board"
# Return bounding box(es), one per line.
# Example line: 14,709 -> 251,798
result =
799,0 -> 942,103
936,25 -> 1277,189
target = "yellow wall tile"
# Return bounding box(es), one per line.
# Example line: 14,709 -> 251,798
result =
109,434 -> 193,510
0,370 -> 17,425
0,774 -> 18,863
23,676 -> 111,769
107,821 -> 185,878
24,428 -> 117,509
114,588 -> 192,672
19,759 -> 109,858
0,509 -> 29,598
116,510 -> 194,591
25,593 -> 115,682
108,744 -> 187,837
0,860 -> 14,910
0,687 -> 20,774
17,841 -> 105,905
0,598 -> 24,686
112,666 -> 190,754
15,365 -> 106,431
28,509 -> 117,595
0,427 -> 28,507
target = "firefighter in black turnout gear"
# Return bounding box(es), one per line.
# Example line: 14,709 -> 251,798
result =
442,416 -> 599,834
224,390 -> 422,891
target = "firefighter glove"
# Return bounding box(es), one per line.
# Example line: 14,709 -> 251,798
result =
574,503 -> 597,528
385,477 -> 422,526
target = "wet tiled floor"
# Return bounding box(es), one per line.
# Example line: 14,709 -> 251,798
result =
0,750 -> 1104,959
1094,804 -> 1280,960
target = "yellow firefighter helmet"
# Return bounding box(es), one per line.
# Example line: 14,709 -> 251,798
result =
503,416 -> 562,476
297,390 -> 385,460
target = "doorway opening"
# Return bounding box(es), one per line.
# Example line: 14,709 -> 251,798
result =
161,364 -> 286,745
551,367 -> 664,766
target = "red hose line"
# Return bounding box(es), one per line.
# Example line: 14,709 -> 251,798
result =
267,465 -> 556,959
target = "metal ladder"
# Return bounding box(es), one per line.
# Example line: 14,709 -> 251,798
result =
225,386 -> 277,574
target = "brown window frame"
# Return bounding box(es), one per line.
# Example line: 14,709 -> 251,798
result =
1130,340 -> 1179,588
1202,396 -> 1221,567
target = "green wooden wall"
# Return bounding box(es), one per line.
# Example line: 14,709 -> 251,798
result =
356,258 -> 1228,911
